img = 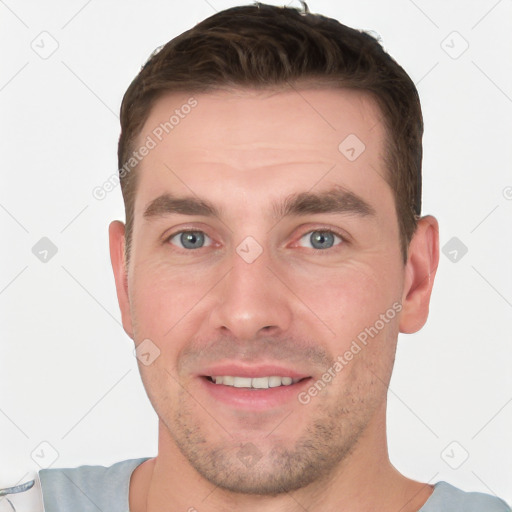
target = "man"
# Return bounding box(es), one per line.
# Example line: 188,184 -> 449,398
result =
6,2 -> 509,511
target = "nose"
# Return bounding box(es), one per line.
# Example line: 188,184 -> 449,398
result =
207,241 -> 294,341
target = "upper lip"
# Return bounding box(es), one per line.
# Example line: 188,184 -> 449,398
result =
198,363 -> 311,379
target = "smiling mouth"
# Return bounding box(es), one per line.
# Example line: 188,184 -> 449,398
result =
205,375 -> 310,389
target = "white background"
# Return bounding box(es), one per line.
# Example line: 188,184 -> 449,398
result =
1,0 -> 511,506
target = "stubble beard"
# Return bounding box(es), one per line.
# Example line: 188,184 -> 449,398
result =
161,381 -> 379,496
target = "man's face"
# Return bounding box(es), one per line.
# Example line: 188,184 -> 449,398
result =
112,87 -> 416,494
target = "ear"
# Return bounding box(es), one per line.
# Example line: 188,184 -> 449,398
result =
109,220 -> 134,339
399,215 -> 440,334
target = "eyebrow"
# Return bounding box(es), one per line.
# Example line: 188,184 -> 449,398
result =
274,186 -> 376,219
143,186 -> 376,221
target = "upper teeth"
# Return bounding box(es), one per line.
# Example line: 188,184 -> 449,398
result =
211,376 -> 301,389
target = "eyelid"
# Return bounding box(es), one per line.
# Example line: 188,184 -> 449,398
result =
161,222 -> 214,242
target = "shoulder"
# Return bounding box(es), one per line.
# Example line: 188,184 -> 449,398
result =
39,457 -> 150,512
38,457 -> 148,488
422,481 -> 511,512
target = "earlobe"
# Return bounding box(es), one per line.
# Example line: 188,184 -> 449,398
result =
108,220 -> 134,339
399,215 -> 440,334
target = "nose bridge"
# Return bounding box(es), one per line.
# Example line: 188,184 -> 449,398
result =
209,236 -> 292,339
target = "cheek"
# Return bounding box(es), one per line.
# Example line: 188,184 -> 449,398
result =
295,264 -> 401,405
128,258 -> 216,339
290,259 -> 402,350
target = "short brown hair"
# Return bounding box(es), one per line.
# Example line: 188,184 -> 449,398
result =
118,2 -> 422,264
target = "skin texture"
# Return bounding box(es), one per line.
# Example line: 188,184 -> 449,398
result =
109,87 -> 439,512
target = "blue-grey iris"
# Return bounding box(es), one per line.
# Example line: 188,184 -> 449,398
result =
181,231 -> 205,249
310,231 -> 335,249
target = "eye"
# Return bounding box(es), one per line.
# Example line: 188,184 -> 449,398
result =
297,230 -> 344,250
167,230 -> 212,250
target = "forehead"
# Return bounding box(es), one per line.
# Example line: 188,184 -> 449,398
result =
133,87 -> 390,217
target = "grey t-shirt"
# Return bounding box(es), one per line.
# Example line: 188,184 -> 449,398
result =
29,458 -> 511,511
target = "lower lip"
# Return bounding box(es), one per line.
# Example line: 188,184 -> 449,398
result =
200,376 -> 312,410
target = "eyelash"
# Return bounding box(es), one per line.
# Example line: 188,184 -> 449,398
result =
164,227 -> 348,253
